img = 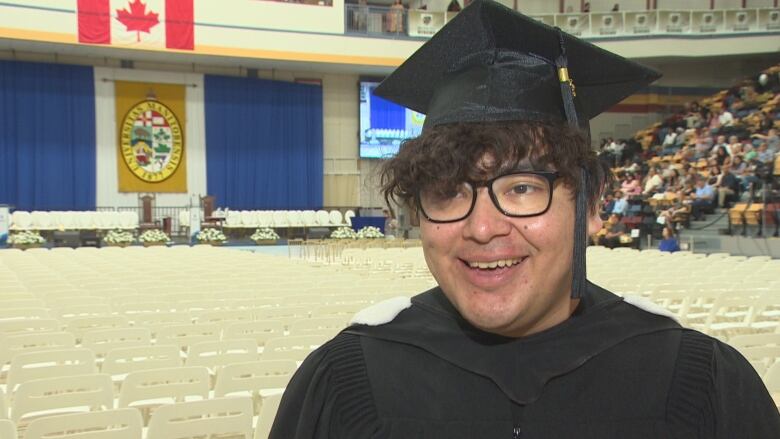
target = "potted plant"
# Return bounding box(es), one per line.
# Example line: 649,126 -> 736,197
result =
330,226 -> 358,240
8,230 -> 46,250
138,229 -> 171,247
251,227 -> 280,245
196,228 -> 227,246
103,229 -> 135,247
357,226 -> 385,239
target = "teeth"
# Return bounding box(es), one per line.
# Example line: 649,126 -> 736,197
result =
468,258 -> 522,269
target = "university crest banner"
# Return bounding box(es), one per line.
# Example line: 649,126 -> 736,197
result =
115,81 -> 187,192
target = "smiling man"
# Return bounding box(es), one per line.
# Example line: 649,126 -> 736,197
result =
270,2 -> 780,438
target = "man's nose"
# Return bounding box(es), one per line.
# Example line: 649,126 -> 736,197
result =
462,188 -> 512,243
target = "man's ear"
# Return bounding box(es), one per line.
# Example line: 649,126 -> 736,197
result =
587,210 -> 603,235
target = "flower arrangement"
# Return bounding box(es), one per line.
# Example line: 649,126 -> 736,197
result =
103,229 -> 134,246
8,230 -> 45,247
330,226 -> 358,239
356,226 -> 384,239
138,229 -> 171,244
251,228 -> 279,241
196,228 -> 227,244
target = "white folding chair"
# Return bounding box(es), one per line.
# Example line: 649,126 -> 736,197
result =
289,317 -> 347,336
156,323 -> 221,352
0,386 -> 7,419
254,393 -> 283,439
262,335 -> 329,361
214,360 -> 295,414
223,320 -> 285,346
11,374 -> 113,425
146,396 -> 254,439
7,348 -> 96,394
0,332 -> 76,376
0,308 -> 50,321
66,315 -> 129,342
102,344 -> 181,378
117,366 -> 210,409
186,338 -> 258,376
0,419 -> 16,439
0,319 -> 61,337
81,327 -> 151,359
24,407 -> 141,439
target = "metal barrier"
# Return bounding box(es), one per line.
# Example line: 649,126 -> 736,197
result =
97,206 -> 189,236
344,6 -> 780,39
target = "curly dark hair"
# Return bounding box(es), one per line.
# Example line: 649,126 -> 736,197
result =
380,120 -> 612,215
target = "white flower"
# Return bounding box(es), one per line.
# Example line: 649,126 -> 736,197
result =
251,228 -> 279,241
138,229 -> 171,243
196,228 -> 227,243
356,226 -> 384,239
104,229 -> 135,244
8,231 -> 45,245
330,226 -> 357,239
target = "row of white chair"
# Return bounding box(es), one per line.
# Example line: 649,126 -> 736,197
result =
9,211 -> 138,231
0,395 -> 280,439
212,209 -> 355,228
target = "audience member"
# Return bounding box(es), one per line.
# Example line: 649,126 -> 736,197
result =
716,165 -> 740,208
643,167 -> 664,194
691,178 -> 716,220
658,227 -> 681,253
611,191 -> 628,216
596,214 -> 628,249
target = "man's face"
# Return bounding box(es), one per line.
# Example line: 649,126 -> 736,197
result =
419,157 -> 601,337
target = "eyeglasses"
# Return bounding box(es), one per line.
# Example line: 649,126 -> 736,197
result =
417,171 -> 560,223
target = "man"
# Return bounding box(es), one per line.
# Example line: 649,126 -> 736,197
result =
610,190 -> 628,216
716,165 -> 740,208
642,167 -> 663,194
691,177 -> 715,220
597,213 -> 627,249
270,2 -> 780,438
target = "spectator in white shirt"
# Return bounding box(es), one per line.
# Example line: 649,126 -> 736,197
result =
643,168 -> 664,195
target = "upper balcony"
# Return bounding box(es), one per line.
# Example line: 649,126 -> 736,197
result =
0,1 -> 777,74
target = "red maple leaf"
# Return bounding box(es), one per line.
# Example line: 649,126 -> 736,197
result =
116,0 -> 159,43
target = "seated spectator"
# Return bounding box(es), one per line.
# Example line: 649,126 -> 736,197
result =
642,167 -> 664,195
658,227 -> 681,253
611,191 -> 628,216
600,192 -> 615,219
716,165 -> 740,208
691,178 -> 716,220
595,214 -> 627,249
658,191 -> 692,230
718,106 -> 735,128
754,128 -> 779,153
713,145 -> 731,168
620,173 -> 641,196
756,142 -> 774,164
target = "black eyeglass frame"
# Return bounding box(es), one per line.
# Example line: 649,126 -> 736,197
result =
417,171 -> 561,224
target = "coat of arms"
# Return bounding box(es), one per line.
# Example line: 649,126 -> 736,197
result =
119,97 -> 184,183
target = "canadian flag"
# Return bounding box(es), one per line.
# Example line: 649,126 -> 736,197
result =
77,0 -> 194,50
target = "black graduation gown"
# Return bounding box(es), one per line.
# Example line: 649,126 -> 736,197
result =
270,282 -> 780,438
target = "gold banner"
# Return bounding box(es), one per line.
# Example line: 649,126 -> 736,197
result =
116,81 -> 187,193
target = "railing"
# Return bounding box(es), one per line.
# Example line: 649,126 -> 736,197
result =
345,6 -> 780,39
97,206 -> 189,236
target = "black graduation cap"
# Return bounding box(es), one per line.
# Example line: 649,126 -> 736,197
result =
374,0 -> 660,132
374,0 -> 660,300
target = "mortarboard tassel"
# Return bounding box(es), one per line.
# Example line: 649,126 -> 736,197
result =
554,28 -> 579,129
554,28 -> 587,299
571,169 -> 588,299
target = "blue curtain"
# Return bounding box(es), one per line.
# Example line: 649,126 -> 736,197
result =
370,90 -> 405,130
0,60 -> 96,211
205,75 -> 323,210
